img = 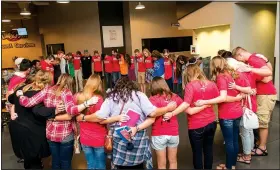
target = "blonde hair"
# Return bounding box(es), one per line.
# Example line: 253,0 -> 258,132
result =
54,74 -> 74,96
77,74 -> 102,104
23,70 -> 53,92
210,56 -> 239,82
184,64 -> 207,84
142,48 -> 151,58
232,46 -> 246,57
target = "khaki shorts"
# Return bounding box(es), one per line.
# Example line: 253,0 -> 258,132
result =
138,72 -> 145,84
256,95 -> 277,128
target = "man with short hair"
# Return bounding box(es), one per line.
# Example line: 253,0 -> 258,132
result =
232,47 -> 277,156
40,55 -> 55,73
92,50 -> 103,78
74,51 -> 83,92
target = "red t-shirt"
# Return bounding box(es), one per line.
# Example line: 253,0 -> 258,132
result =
112,55 -> 120,72
8,75 -> 26,91
145,56 -> 153,69
184,80 -> 219,129
216,73 -> 249,119
92,55 -> 102,72
74,95 -> 107,147
73,55 -> 81,70
137,55 -> 146,72
104,55 -> 113,73
40,60 -> 54,73
243,72 -> 262,113
164,57 -> 173,80
247,53 -> 276,95
130,56 -> 135,69
150,94 -> 183,136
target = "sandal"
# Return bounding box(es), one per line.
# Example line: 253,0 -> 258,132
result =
217,164 -> 227,169
237,155 -> 251,164
251,147 -> 268,156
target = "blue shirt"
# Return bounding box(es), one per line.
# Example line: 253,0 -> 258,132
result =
153,58 -> 164,78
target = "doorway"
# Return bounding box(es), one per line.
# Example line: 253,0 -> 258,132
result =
46,43 -> 65,55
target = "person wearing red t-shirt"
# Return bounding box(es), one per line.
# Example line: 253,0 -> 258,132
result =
135,49 -> 146,93
104,54 -> 113,89
74,74 -> 126,169
40,55 -> 54,74
232,47 -> 277,157
148,77 -> 183,169
143,49 -> 153,83
128,55 -> 136,81
111,49 -> 121,87
92,50 -> 103,78
193,56 -> 251,169
74,51 -> 83,92
163,49 -> 173,90
163,64 -> 219,169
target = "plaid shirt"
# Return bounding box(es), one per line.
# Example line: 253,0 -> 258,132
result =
19,86 -> 79,142
111,129 -> 153,169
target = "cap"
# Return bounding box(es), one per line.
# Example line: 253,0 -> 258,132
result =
14,57 -> 24,66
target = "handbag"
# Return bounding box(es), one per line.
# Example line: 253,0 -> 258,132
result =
241,95 -> 259,129
104,102 -> 125,153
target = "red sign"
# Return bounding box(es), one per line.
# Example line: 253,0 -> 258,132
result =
1,32 -> 27,42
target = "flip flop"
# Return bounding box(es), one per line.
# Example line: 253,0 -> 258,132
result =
237,155 -> 251,164
252,147 -> 268,156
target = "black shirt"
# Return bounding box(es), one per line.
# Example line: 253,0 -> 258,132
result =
81,56 -> 92,79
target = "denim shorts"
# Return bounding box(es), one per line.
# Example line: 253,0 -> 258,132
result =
151,135 -> 179,150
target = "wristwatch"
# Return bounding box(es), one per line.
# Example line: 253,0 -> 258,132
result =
82,114 -> 86,122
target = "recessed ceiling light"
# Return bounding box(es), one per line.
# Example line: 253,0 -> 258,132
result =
135,2 -> 145,9
2,19 -> 11,23
20,8 -> 31,16
57,0 -> 70,3
12,28 -> 17,30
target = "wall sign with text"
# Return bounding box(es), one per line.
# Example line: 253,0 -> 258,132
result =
102,26 -> 124,48
2,42 -> 36,49
2,32 -> 28,42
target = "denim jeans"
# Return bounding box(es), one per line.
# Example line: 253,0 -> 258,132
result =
240,125 -> 254,155
105,72 -> 112,89
188,121 -> 217,169
219,117 -> 241,169
48,140 -> 74,170
165,78 -> 173,91
81,145 -> 106,169
112,72 -> 121,87
173,83 -> 182,97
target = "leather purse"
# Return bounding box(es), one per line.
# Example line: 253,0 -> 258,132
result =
104,102 -> 125,153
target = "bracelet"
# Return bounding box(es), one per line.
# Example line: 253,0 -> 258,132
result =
266,59 -> 269,63
82,114 -> 86,122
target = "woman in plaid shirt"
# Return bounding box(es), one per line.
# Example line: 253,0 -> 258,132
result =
16,74 -> 99,169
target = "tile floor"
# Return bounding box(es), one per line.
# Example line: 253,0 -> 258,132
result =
1,103 -> 279,169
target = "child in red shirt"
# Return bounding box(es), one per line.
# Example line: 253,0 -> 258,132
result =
92,50 -> 103,78
163,49 -> 173,90
149,77 -> 183,169
74,51 -> 83,92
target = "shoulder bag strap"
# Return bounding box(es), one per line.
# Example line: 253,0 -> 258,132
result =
247,94 -> 252,110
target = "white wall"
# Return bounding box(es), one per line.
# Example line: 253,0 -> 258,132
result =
275,2 -> 279,100
193,25 -> 231,57
37,2 -> 102,54
178,2 -> 235,29
231,4 -> 276,67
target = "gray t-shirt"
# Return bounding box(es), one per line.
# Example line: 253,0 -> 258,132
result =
96,91 -> 156,125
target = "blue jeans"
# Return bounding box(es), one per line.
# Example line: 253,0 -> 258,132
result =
48,140 -> 74,170
112,72 -> 121,87
188,121 -> 217,169
219,118 -> 241,169
82,145 -> 106,169
105,72 -> 112,89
